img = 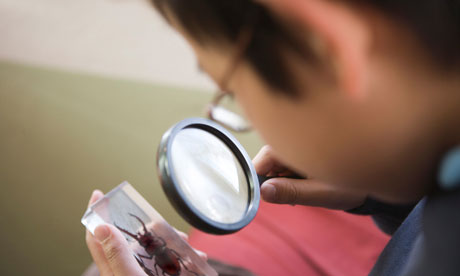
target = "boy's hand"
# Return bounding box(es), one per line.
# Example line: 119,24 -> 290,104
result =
85,191 -> 207,276
254,145 -> 367,210
85,190 -> 147,276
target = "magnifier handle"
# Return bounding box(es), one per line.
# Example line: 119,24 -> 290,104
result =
257,174 -> 306,185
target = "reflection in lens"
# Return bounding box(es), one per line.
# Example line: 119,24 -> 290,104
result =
211,106 -> 251,132
170,128 -> 249,224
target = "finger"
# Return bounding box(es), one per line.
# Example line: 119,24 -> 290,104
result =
86,230 -> 113,276
88,189 -> 104,207
95,224 -> 146,276
173,227 -> 189,241
253,146 -> 300,180
177,232 -> 208,260
85,191 -> 113,276
173,228 -> 207,261
194,249 -> 208,261
253,145 -> 281,175
261,178 -> 366,209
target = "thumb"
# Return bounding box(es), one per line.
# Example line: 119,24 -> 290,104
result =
260,178 -> 366,210
94,224 -> 145,276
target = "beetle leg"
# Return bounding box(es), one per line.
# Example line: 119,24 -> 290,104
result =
128,213 -> 162,238
158,236 -> 167,247
129,213 -> 150,234
138,253 -> 154,260
154,262 -> 161,276
135,255 -> 157,276
177,258 -> 200,276
169,249 -> 181,258
114,223 -> 139,242
170,250 -> 201,276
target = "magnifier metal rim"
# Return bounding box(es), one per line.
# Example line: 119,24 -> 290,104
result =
157,118 -> 260,235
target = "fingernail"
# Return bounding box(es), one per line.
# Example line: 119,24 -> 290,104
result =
94,224 -> 111,243
89,190 -> 102,204
88,191 -> 96,204
196,250 -> 208,260
261,183 -> 276,202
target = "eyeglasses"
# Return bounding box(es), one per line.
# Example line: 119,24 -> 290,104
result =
206,22 -> 257,132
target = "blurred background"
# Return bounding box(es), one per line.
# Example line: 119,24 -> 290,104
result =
0,0 -> 263,275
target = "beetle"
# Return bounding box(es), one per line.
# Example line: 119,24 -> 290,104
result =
115,213 -> 201,276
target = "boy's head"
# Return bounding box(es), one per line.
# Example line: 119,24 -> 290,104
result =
151,0 -> 460,203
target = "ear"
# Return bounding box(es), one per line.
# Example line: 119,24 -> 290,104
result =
257,0 -> 372,99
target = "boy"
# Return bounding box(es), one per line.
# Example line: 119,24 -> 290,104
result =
86,0 -> 460,275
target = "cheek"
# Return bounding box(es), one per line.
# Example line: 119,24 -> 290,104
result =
231,67 -> 431,200
231,66 -> 399,190
230,71 -> 320,172
233,82 -> 321,173
254,98 -> 360,178
236,85 -> 391,188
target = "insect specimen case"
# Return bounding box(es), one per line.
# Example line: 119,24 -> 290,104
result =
81,181 -> 217,276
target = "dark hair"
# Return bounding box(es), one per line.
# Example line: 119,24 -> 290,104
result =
151,0 -> 460,94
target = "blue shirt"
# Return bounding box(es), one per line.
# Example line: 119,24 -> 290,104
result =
356,147 -> 460,275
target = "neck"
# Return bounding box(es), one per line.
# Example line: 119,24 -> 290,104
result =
433,72 -> 460,150
383,58 -> 460,201
396,48 -> 460,153
452,84 -> 460,146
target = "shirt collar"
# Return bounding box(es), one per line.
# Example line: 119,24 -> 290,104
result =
438,146 -> 460,191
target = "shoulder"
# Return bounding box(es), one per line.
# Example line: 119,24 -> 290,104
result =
401,190 -> 460,276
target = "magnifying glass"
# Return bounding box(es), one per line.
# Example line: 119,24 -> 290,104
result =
157,118 -> 279,234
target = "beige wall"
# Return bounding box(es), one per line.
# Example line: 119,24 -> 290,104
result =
0,0 -> 214,90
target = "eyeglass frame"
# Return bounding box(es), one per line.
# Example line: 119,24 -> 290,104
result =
205,19 -> 258,132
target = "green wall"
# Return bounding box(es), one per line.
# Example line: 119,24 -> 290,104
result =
0,61 -> 263,275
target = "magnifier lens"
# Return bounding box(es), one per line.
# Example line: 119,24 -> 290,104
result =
170,128 -> 249,224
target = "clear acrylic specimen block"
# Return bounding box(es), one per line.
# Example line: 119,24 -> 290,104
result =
81,181 -> 217,276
